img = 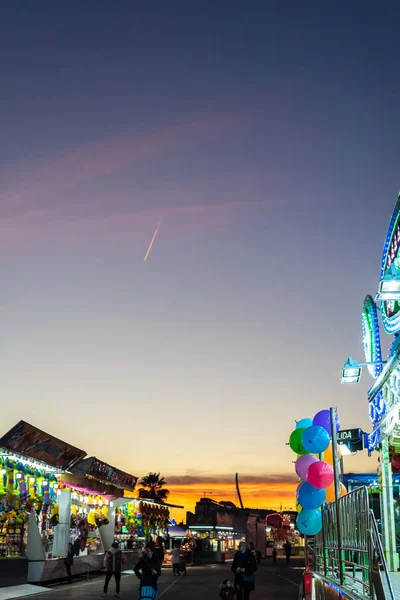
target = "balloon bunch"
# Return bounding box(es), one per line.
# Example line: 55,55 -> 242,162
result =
289,410 -> 344,536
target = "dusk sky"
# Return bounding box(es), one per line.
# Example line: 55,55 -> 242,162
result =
2,2 -> 400,520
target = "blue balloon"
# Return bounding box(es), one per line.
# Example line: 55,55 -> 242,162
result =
302,425 -> 330,454
296,508 -> 322,536
297,482 -> 326,509
296,418 -> 313,430
296,481 -> 305,499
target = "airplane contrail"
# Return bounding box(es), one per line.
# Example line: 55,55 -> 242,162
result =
143,218 -> 162,262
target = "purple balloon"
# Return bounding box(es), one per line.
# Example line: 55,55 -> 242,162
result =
295,454 -> 318,480
313,410 -> 340,435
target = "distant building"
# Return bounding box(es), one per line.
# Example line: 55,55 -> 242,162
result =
185,496 -> 297,557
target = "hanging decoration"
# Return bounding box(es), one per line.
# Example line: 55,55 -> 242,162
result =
288,409 -> 347,537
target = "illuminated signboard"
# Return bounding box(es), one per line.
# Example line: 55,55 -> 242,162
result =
0,421 -> 86,470
76,457 -> 138,491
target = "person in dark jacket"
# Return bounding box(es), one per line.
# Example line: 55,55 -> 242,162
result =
231,542 -> 257,600
102,542 -> 124,597
283,540 -> 292,563
134,542 -> 161,599
64,542 -> 74,584
127,536 -> 134,550
154,537 -> 165,565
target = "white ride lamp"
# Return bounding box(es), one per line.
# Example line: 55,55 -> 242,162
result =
376,263 -> 400,302
341,357 -> 362,384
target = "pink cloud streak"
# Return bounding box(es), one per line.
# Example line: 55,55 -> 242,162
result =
0,114 -> 240,211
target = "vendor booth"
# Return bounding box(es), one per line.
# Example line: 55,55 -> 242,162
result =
188,525 -> 245,563
114,498 -> 169,548
0,421 -> 85,587
265,513 -> 303,556
163,522 -> 192,566
0,420 -> 140,584
29,456 -> 139,582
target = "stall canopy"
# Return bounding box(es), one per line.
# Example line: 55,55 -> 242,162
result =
0,421 -> 86,471
72,457 -> 138,493
168,525 -> 187,538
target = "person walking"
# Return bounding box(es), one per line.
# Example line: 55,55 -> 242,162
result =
134,542 -> 161,599
154,537 -> 165,565
272,546 -> 277,563
64,542 -> 74,584
127,536 -> 134,550
283,540 -> 292,564
179,549 -> 187,576
231,542 -> 257,600
102,541 -> 124,597
171,543 -> 181,576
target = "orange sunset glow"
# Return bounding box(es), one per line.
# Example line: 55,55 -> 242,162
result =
165,478 -> 298,521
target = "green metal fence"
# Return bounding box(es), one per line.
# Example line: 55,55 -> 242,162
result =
312,486 -> 395,600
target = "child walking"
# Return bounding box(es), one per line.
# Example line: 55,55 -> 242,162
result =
219,579 -> 236,599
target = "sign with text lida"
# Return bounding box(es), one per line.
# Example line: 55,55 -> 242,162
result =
337,428 -> 362,442
0,421 -> 86,470
337,428 -> 363,451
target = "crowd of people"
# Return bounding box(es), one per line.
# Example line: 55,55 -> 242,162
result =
64,536 -> 293,599
100,538 -> 181,599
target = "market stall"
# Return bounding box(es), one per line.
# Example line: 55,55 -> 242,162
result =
113,498 -> 169,559
30,456 -> 140,582
187,525 -> 245,563
265,513 -> 303,556
0,421 -> 85,587
163,523 -> 189,566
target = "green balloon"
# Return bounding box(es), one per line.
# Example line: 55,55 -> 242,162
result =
289,428 -> 308,455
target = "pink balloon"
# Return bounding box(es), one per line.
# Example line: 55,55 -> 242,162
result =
295,454 -> 318,480
307,461 -> 334,490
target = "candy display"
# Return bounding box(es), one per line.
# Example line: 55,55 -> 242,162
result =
0,454 -> 59,559
114,499 -> 170,547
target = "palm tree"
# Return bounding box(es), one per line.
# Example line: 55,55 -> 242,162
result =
138,472 -> 170,503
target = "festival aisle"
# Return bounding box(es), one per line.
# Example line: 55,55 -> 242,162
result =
0,557 -> 304,600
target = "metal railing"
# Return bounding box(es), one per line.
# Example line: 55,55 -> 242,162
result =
368,511 -> 395,600
313,486 -> 395,600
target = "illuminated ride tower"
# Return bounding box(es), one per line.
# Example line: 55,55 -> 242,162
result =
343,193 -> 400,571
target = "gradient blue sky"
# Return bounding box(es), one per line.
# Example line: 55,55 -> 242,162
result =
1,1 -> 400,512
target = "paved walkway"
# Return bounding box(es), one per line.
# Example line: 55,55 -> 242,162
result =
0,557 -> 304,600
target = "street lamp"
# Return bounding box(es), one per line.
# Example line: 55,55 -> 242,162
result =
341,356 -> 386,384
